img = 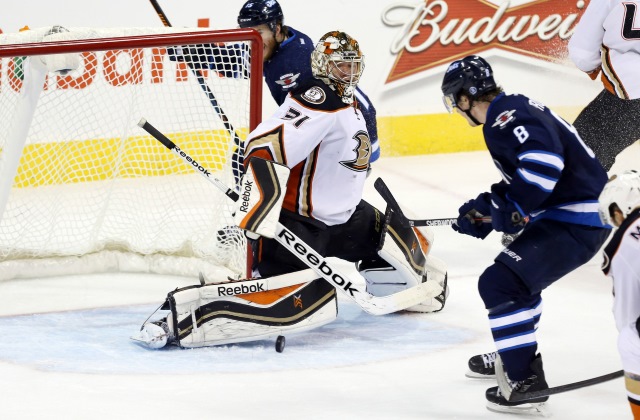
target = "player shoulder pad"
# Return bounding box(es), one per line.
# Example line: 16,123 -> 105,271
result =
290,80 -> 349,112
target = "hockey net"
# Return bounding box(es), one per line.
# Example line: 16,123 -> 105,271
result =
0,27 -> 263,281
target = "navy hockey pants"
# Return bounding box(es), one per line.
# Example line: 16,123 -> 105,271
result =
478,219 -> 611,380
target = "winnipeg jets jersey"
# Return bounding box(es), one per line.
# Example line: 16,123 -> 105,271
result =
484,93 -> 608,227
244,80 -> 370,226
263,27 -> 314,105
569,0 -> 640,99
602,209 -> 640,331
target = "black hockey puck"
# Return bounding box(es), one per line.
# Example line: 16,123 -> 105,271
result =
275,335 -> 285,353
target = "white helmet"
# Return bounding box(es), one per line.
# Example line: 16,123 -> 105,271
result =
598,170 -> 640,226
311,31 -> 364,104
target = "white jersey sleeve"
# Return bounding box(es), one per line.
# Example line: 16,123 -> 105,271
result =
244,82 -> 371,226
568,0 -> 609,73
569,0 -> 640,99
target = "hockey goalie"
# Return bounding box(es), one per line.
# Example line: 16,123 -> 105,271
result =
132,31 -> 448,350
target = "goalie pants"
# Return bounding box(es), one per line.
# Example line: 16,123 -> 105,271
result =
252,200 -> 383,277
573,89 -> 640,171
477,219 -> 611,380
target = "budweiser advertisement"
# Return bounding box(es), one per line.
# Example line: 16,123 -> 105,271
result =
382,0 -> 589,87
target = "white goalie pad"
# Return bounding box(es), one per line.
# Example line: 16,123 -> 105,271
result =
134,270 -> 338,348
234,157 -> 290,239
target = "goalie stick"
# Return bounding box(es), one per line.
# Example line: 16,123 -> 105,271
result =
149,0 -> 244,186
373,178 -> 490,227
138,118 -> 441,315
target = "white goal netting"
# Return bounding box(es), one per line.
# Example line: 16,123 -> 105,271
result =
0,26 -> 262,281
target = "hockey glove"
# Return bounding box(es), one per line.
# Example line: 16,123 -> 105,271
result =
166,45 -> 211,69
489,194 -> 526,234
452,192 -> 493,239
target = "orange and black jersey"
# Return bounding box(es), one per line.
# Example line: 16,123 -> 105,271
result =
244,80 -> 371,226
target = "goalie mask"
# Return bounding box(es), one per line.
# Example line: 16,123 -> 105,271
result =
311,31 -> 364,104
598,170 -> 640,226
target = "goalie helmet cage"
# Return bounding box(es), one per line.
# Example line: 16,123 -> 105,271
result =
0,27 -> 263,281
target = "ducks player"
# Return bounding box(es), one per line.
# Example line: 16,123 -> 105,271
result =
134,31 -> 448,349
599,170 -> 640,419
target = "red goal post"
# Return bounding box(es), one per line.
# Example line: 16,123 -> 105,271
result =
0,27 -> 263,281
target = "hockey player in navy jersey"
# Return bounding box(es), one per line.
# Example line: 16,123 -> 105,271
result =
441,55 -> 611,414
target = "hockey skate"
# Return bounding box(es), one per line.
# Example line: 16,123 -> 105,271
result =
466,351 -> 497,378
486,354 -> 550,416
131,319 -> 173,349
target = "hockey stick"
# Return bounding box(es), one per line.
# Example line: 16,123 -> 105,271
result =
139,118 -> 440,315
373,177 -> 490,227
495,354 -> 624,402
149,0 -> 244,186
509,369 -> 624,402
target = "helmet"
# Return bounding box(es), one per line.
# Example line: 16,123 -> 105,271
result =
598,170 -> 640,226
237,0 -> 284,29
311,31 -> 364,104
441,55 -> 496,113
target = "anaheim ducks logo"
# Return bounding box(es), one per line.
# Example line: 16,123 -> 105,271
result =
302,86 -> 326,104
340,130 -> 371,172
293,294 -> 303,309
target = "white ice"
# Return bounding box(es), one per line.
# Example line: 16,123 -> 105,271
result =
0,147 -> 637,420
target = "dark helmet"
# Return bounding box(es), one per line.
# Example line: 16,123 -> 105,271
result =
237,0 -> 284,28
441,55 -> 496,112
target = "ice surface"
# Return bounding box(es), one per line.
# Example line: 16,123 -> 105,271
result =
1,148 -> 637,420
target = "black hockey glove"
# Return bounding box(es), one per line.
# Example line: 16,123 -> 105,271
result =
166,44 -> 212,69
489,194 -> 526,234
453,192 -> 492,239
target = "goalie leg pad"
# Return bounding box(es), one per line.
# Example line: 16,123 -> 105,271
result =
166,277 -> 337,348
